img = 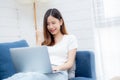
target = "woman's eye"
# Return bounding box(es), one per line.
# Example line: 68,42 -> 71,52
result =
52,22 -> 55,24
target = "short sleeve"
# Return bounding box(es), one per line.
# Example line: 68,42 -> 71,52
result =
68,35 -> 78,51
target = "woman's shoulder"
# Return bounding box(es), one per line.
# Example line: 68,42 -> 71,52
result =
64,34 -> 78,49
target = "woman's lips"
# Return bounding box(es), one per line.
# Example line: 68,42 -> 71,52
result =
50,29 -> 56,33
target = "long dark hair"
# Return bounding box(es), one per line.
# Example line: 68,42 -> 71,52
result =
42,8 -> 67,46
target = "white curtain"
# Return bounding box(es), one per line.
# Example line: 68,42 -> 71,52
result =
94,0 -> 120,80
97,27 -> 120,80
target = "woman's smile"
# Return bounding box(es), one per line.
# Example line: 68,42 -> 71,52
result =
49,28 -> 57,34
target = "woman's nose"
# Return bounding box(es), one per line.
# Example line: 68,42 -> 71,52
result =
49,24 -> 53,28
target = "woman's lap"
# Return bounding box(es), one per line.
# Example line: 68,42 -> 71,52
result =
46,71 -> 68,80
4,71 -> 68,80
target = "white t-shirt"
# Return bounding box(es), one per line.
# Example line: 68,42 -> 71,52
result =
47,34 -> 78,66
47,34 -> 78,79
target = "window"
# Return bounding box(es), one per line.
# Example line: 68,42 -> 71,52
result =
94,0 -> 120,27
103,0 -> 120,18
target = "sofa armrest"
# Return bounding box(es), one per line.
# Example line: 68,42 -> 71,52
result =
71,51 -> 96,80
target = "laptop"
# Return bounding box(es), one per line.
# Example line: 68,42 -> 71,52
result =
10,46 -> 53,73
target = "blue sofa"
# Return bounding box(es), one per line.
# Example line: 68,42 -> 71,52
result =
70,51 -> 96,80
0,40 -> 96,80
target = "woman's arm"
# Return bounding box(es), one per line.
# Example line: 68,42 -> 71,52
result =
52,48 -> 77,71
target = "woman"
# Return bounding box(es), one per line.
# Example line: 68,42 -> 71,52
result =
4,8 -> 78,80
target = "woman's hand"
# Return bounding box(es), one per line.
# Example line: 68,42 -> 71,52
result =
52,66 -> 60,72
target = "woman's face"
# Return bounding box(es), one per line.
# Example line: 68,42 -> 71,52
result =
47,15 -> 62,36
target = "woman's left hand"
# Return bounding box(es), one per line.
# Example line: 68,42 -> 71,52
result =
52,66 -> 60,72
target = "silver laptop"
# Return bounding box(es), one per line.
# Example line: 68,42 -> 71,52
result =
10,46 -> 53,73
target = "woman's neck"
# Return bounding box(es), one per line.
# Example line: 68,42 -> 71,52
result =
54,33 -> 64,44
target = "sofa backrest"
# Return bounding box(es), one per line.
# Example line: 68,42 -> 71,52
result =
75,51 -> 96,79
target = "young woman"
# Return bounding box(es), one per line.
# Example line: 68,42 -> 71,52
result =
41,8 -> 78,80
4,8 -> 78,80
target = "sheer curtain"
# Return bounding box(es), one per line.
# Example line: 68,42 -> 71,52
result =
97,27 -> 120,80
94,0 -> 120,80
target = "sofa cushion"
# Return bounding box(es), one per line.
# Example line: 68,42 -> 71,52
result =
0,40 -> 29,79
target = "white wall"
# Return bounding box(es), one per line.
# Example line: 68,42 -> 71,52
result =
0,0 -> 19,41
0,0 -> 36,45
16,2 -> 36,45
